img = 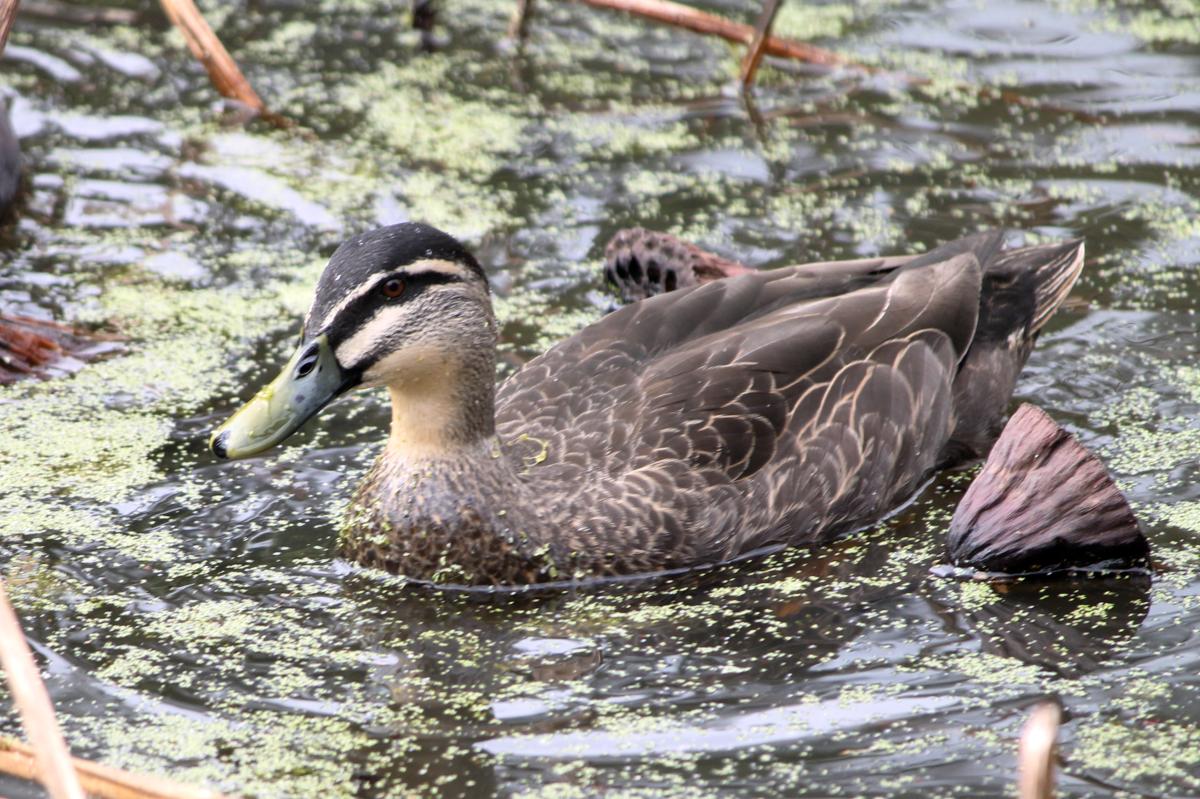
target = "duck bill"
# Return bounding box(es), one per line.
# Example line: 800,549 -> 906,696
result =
209,335 -> 354,459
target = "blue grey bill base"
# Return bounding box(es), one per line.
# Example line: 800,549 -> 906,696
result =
209,334 -> 353,459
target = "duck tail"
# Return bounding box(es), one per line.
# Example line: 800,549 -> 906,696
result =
997,238 -> 1086,334
940,235 -> 1086,465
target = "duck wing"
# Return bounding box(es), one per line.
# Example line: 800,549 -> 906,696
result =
497,235 -> 995,568
601,228 -> 1087,465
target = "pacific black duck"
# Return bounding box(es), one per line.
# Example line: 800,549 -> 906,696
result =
210,222 -> 1085,586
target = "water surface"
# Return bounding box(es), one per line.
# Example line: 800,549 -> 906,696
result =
2,1 -> 1200,796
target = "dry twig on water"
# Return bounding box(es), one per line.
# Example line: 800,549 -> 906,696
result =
738,0 -> 783,88
583,0 -> 850,68
0,738 -> 234,799
157,0 -> 286,125
508,0 -> 1097,121
510,0 -> 852,69
1018,702 -> 1062,799
508,0 -> 536,40
0,0 -> 19,54
0,580 -> 85,799
0,581 -> 235,799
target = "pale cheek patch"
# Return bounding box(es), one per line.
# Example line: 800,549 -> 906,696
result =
361,345 -> 451,389
335,305 -> 411,369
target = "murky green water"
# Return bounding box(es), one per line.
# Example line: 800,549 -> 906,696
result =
2,0 -> 1200,796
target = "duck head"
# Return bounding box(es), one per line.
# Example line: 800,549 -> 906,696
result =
210,222 -> 496,459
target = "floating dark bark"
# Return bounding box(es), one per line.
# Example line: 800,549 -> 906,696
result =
0,95 -> 19,214
0,0 -> 18,217
946,403 -> 1148,576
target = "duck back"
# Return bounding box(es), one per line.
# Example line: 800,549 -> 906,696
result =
490,231 -> 1084,578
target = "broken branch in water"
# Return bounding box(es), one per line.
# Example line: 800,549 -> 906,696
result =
0,580 -> 85,799
157,0 -> 287,126
508,0 -> 1098,121
507,0 -> 849,68
577,0 -> 850,68
0,738 -> 234,799
507,0 -> 536,40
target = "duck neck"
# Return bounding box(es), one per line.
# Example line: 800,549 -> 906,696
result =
384,348 -> 496,460
347,357 -> 558,582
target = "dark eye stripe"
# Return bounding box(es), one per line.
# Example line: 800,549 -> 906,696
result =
323,270 -> 458,345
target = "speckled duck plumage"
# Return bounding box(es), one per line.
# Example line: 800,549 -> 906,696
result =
213,223 -> 1085,587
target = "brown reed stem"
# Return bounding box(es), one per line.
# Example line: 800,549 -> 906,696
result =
739,0 -> 784,88
1018,702 -> 1061,799
158,0 -> 281,124
0,581 -> 84,799
0,0 -> 19,53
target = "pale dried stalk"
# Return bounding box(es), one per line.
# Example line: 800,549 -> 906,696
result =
576,0 -> 850,68
0,738 -> 234,799
508,0 -> 535,39
738,0 -> 783,87
0,0 -> 19,54
0,581 -> 84,799
1018,702 -> 1061,799
158,0 -> 264,112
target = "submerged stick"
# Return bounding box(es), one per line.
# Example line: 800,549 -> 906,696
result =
158,0 -> 267,116
1018,702 -> 1061,799
18,0 -> 137,25
739,0 -> 783,88
0,0 -> 18,53
0,581 -> 84,799
0,738 -> 233,799
576,0 -> 850,68
508,0 -> 535,40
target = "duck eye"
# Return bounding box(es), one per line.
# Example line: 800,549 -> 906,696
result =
381,277 -> 406,299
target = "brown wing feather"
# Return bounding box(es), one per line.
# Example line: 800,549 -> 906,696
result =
495,235 -> 993,571
492,231 -> 1085,573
